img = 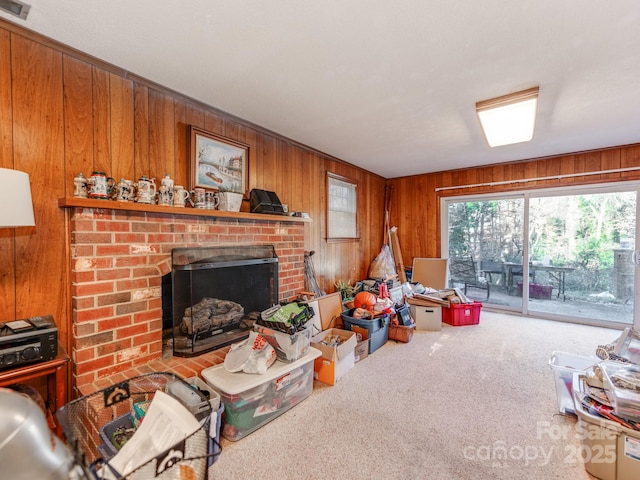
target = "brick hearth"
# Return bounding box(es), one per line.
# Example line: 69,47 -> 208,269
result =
67,207 -> 305,395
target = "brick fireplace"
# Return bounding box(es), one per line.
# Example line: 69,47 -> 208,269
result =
67,206 -> 305,392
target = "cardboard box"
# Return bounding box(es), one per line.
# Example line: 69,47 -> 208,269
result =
410,305 -> 442,331
574,373 -> 640,480
303,292 -> 344,333
354,339 -> 369,363
411,258 -> 449,289
311,328 -> 357,385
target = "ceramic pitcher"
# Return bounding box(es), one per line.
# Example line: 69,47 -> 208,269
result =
160,174 -> 174,191
136,175 -> 156,204
88,171 -> 115,200
115,178 -> 135,202
73,172 -> 88,198
158,184 -> 174,206
191,187 -> 206,208
205,191 -> 219,210
173,185 -> 189,207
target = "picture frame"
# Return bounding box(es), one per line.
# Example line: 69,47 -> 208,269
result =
189,126 -> 249,198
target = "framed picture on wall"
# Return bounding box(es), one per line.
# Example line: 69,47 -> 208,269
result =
189,126 -> 249,198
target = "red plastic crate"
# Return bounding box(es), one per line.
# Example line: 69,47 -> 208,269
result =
516,282 -> 553,299
442,302 -> 482,326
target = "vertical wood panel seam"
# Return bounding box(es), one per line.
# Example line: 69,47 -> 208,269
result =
61,54 -> 68,187
7,31 -> 13,168
5,30 -> 16,318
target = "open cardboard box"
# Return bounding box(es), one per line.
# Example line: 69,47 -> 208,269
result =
354,339 -> 368,363
411,258 -> 449,289
311,328 -> 357,385
303,292 -> 344,334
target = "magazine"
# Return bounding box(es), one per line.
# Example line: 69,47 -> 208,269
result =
99,390 -> 201,479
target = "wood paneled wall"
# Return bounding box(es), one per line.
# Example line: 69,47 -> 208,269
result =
387,145 -> 640,266
4,18 -> 640,360
0,21 -> 386,354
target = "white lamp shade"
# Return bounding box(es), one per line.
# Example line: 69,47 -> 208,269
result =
0,168 -> 35,227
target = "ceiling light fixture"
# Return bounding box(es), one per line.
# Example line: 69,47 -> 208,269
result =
0,0 -> 30,20
476,86 -> 539,148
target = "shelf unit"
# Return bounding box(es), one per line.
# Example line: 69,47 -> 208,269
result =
0,346 -> 70,436
58,197 -> 311,223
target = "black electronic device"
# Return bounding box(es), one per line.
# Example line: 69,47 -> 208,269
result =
5,319 -> 32,333
250,189 -> 285,215
0,316 -> 58,370
28,315 -> 55,329
395,304 -> 413,326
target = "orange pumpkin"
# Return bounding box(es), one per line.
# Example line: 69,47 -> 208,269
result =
353,291 -> 377,311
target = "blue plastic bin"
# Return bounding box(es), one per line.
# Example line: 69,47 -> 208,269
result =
209,403 -> 224,466
340,309 -> 389,354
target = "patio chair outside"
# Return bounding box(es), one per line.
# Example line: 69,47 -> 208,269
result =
449,257 -> 490,301
479,260 -> 503,286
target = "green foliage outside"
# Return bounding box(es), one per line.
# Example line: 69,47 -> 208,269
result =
447,191 -> 636,300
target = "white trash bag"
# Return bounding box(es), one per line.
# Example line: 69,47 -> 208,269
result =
368,244 -> 396,280
224,331 -> 277,374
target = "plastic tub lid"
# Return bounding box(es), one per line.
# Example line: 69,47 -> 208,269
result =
548,351 -> 599,371
202,347 -> 321,396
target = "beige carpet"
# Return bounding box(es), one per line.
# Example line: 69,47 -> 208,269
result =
208,311 -> 621,480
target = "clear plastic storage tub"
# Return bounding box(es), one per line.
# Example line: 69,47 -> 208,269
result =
253,324 -> 312,362
185,376 -> 224,466
548,351 -> 599,414
202,347 -> 321,441
601,361 -> 640,422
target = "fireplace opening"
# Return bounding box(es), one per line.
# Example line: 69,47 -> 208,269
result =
168,245 -> 279,357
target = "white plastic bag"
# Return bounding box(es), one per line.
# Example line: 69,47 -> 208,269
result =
368,244 -> 396,279
224,331 -> 276,374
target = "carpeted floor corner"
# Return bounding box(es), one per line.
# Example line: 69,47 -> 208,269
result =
209,311 -> 620,479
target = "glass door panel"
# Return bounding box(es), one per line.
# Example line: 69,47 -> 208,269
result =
447,197 -> 525,310
444,187 -> 637,327
527,192 -> 636,324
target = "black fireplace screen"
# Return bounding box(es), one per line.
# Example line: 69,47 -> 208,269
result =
170,245 -> 278,357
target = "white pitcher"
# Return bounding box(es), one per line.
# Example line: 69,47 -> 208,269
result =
173,185 -> 189,207
161,173 -> 174,191
136,175 -> 156,204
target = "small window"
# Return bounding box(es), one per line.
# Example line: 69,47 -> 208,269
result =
327,172 -> 358,240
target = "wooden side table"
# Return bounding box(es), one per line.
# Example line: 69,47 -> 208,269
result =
0,345 -> 70,435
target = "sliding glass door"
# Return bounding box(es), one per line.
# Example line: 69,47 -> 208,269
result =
443,184 -> 638,327
447,196 -> 525,311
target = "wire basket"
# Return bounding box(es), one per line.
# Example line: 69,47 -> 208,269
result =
57,372 -> 216,480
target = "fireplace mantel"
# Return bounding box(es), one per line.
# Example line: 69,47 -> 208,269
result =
61,198 -> 308,392
58,197 -> 311,223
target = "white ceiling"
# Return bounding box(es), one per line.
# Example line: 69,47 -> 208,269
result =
3,1 -> 640,179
